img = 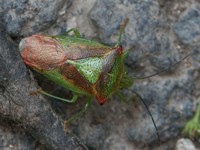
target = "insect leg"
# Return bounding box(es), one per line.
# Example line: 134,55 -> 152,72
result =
116,92 -> 126,102
65,97 -> 93,123
34,88 -> 79,103
64,28 -> 81,38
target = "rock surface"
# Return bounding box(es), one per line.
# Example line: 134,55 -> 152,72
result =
176,138 -> 197,150
0,0 -> 200,150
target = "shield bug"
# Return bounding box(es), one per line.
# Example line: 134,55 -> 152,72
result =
19,20 -> 191,140
19,19 -> 134,120
19,32 -> 133,104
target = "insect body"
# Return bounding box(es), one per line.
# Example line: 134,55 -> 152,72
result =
19,25 -> 192,141
19,26 -> 168,140
19,29 -> 132,106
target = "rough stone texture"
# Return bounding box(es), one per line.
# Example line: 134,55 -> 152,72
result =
0,120 -> 37,150
174,5 -> 200,45
0,0 -> 200,150
176,138 -> 197,150
0,0 -> 72,37
0,6 -> 87,149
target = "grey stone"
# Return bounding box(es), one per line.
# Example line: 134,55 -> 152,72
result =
89,0 -> 179,74
174,5 -> 200,45
176,138 -> 197,150
0,121 -> 37,150
0,7 -> 87,150
0,0 -> 72,37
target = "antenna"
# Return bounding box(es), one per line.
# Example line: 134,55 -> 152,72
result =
131,53 -> 192,79
127,89 -> 161,142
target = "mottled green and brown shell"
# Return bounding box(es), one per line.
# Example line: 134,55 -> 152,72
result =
19,33 -> 132,105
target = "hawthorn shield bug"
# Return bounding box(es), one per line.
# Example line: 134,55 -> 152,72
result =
19,31 -> 132,104
19,20 -> 191,140
19,19 -> 135,120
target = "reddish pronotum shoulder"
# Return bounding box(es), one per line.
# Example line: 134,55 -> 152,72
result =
20,35 -> 67,70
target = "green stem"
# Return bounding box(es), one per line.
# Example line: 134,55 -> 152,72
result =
183,103 -> 200,137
